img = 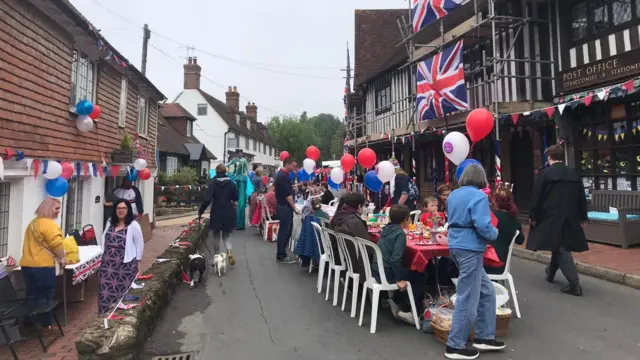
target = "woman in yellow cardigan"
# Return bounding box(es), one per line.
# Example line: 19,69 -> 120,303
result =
20,197 -> 67,327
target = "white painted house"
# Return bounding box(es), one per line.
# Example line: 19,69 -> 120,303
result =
171,57 -> 279,174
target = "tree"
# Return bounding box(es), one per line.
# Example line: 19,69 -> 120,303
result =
307,113 -> 343,161
330,126 -> 346,160
267,115 -> 319,163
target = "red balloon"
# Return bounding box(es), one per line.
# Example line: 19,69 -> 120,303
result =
357,148 -> 376,169
340,154 -> 356,172
138,168 -> 152,180
262,175 -> 267,185
466,108 -> 494,143
60,162 -> 74,180
89,104 -> 102,120
280,151 -> 290,161
306,146 -> 320,161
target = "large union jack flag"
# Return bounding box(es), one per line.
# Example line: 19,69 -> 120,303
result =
416,40 -> 469,121
412,0 -> 467,33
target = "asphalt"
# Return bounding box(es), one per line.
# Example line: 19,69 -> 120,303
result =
144,231 -> 640,360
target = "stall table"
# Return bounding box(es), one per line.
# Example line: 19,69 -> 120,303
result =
62,245 -> 103,325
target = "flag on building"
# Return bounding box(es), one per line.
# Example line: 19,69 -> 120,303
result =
416,40 -> 469,121
412,0 -> 468,33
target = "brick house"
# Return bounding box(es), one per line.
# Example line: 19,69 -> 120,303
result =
0,0 -> 166,259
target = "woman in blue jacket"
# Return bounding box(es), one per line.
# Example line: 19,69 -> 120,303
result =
444,164 -> 504,360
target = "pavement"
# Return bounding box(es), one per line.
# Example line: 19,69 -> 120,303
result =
144,231 -> 640,360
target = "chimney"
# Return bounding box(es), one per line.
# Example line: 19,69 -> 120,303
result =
183,57 -> 201,89
225,86 -> 240,117
246,102 -> 258,121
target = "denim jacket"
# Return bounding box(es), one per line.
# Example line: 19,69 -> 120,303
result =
446,186 -> 498,252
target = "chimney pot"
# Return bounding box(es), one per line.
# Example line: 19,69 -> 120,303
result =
183,56 -> 201,89
193,57 -> 197,64
233,86 -> 237,92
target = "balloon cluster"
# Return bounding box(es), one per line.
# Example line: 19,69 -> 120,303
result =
44,161 -> 73,197
131,158 -> 152,181
75,100 -> 102,132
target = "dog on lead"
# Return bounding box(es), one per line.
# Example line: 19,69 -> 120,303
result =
188,252 -> 207,289
212,253 -> 228,277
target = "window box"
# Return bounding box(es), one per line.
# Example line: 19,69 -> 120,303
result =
111,149 -> 135,164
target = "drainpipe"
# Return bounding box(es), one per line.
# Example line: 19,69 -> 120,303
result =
222,129 -> 231,164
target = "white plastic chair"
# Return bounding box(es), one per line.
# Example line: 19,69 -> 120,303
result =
409,210 -> 421,225
328,199 -> 338,207
335,233 -> 360,317
321,228 -> 345,303
356,238 -> 420,333
488,230 -> 521,318
260,201 -> 279,242
311,222 -> 330,283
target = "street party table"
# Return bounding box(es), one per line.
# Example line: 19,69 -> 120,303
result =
61,245 -> 103,325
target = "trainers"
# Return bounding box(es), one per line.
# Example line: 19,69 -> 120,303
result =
387,299 -> 400,316
277,256 -> 297,264
227,249 -> 235,266
444,347 -> 479,359
472,339 -> 506,351
396,311 -> 415,325
561,283 -> 583,296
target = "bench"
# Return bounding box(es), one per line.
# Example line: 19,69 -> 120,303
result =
585,190 -> 640,249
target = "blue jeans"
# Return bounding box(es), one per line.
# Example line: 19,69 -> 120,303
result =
275,204 -> 293,260
447,249 -> 496,349
22,266 -> 56,327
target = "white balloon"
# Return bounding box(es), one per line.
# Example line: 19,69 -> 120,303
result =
44,161 -> 62,179
330,167 -> 345,184
442,131 -> 470,165
303,158 -> 315,175
376,161 -> 395,183
76,115 -> 94,132
134,158 -> 147,170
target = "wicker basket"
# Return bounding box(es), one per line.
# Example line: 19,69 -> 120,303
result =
495,313 -> 512,337
432,322 -> 475,345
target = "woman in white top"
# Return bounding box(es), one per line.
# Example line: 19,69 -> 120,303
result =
98,199 -> 144,315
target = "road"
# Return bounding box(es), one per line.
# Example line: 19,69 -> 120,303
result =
144,230 -> 640,360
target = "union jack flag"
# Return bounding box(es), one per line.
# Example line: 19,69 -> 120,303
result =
412,0 -> 467,33
416,40 -> 469,121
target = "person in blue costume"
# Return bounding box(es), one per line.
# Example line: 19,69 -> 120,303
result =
226,156 -> 252,230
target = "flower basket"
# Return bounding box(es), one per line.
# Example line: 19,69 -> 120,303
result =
495,313 -> 512,337
432,322 -> 475,345
111,149 -> 135,164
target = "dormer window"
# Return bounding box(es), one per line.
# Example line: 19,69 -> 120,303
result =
187,120 -> 193,137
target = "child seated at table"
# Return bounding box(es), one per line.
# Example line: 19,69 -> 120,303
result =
419,197 -> 446,229
486,183 -> 525,275
372,204 -> 427,325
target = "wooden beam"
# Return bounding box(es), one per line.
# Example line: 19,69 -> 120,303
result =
411,15 -> 479,63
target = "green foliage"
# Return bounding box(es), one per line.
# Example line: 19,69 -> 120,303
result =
330,126 -> 346,160
157,171 -> 171,186
171,167 -> 198,186
120,132 -> 133,151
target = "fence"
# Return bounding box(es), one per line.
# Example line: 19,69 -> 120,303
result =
154,184 -> 207,209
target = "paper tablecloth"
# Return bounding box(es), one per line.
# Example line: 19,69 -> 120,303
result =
66,245 -> 103,285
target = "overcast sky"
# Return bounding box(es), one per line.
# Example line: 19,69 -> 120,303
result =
69,0 -> 409,123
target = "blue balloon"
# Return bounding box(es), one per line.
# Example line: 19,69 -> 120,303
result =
455,159 -> 482,181
364,170 -> 383,192
297,168 -> 309,182
45,178 -> 69,197
289,170 -> 295,181
76,100 -> 94,116
328,177 -> 340,190
127,168 -> 139,182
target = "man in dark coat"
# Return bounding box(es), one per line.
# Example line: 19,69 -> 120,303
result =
199,164 -> 240,265
527,144 -> 588,296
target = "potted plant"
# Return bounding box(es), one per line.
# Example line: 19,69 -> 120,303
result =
111,132 -> 135,164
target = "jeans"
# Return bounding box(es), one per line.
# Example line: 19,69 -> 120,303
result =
207,229 -> 232,255
376,267 -> 426,313
22,266 -> 56,327
448,249 -> 496,349
275,204 -> 293,260
549,246 -> 579,284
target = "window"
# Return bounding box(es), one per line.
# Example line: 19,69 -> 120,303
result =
269,146 -> 273,156
613,0 -> 632,25
227,133 -> 239,148
197,104 -> 207,116
245,136 -> 249,149
166,156 -> 178,175
186,120 -> 193,137
572,3 -> 588,40
69,51 -> 95,106
64,179 -> 84,236
0,183 -> 9,257
137,95 -> 148,136
118,77 -> 128,127
263,143 -> 266,154
375,83 -> 392,113
571,0 -> 638,42
253,139 -> 257,151
591,1 -> 610,33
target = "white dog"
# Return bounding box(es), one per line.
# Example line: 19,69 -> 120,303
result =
212,253 -> 228,277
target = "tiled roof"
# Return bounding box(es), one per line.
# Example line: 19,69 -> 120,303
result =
354,9 -> 408,87
161,103 -> 196,120
156,115 -> 216,159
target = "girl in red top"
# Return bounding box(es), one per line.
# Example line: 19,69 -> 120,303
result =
419,197 -> 446,229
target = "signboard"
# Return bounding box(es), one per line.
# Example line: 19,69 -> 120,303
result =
558,48 -> 640,93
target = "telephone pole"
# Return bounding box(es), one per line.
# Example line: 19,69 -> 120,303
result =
141,24 -> 151,75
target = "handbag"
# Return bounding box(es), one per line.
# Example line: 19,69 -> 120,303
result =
31,222 -> 64,276
80,224 -> 98,246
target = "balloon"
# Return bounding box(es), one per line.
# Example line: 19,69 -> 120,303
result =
280,151 -> 290,161
364,170 -> 383,192
126,168 -> 138,182
376,161 -> 395,183
455,159 -> 481,181
330,167 -> 345,184
297,168 -> 309,182
45,178 -> 68,197
303,158 -> 315,175
76,115 -> 94,132
442,131 -> 470,165
89,104 -> 102,120
466,108 -> 494,143
340,154 -> 356,172
75,100 -> 94,116
133,158 -> 147,170
327,177 -> 340,190
138,168 -> 152,180
262,175 -> 267,185
358,148 -> 376,168
44,161 -> 62,180
60,162 -> 74,180
306,146 -> 320,161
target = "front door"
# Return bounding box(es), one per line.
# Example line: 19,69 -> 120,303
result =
510,129 -> 534,212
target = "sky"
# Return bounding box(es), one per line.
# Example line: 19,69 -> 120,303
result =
69,0 -> 409,123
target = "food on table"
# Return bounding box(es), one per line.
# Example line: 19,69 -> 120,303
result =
423,231 -> 432,240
